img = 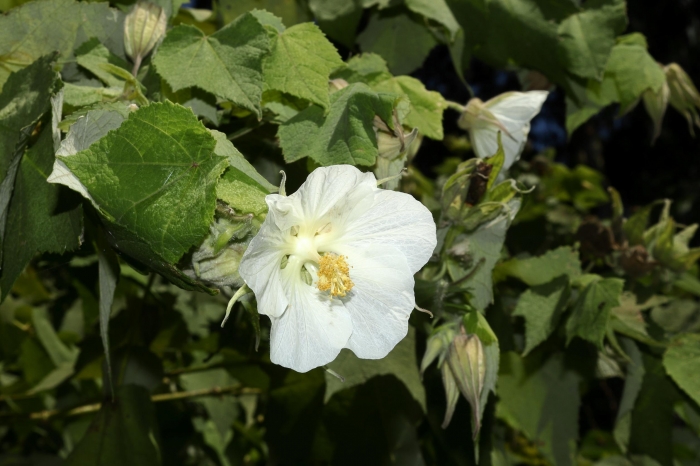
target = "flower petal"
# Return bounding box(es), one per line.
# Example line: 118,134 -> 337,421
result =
238,223 -> 288,318
335,244 -> 415,359
329,189 -> 436,273
292,165 -> 376,225
269,279 -> 352,372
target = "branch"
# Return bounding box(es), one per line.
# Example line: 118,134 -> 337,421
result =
0,385 -> 260,421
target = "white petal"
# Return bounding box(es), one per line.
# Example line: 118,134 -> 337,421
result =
292,165 -> 376,224
269,279 -> 352,373
238,222 -> 288,318
265,193 -> 304,231
328,189 -> 436,274
470,125 -> 525,169
485,91 -> 548,168
335,244 -> 415,359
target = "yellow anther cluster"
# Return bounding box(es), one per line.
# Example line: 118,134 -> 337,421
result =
317,253 -> 354,297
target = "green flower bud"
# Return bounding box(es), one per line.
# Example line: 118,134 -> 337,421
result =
124,2 -> 167,73
440,362 -> 460,429
665,63 -> 700,136
447,330 -> 486,438
187,217 -> 255,289
642,78 -> 669,144
372,113 -> 419,190
420,323 -> 457,376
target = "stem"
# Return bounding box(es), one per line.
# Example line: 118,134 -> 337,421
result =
0,385 -> 260,421
445,100 -> 466,112
131,54 -> 143,78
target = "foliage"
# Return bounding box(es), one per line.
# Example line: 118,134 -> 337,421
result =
0,0 -> 699,465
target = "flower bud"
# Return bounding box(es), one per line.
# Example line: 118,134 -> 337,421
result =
420,324 -> 457,376
665,63 -> 700,136
440,362 -> 460,429
373,113 -> 419,190
328,78 -> 349,94
187,217 -> 254,289
124,2 -> 167,68
642,78 -> 669,144
447,331 -> 486,438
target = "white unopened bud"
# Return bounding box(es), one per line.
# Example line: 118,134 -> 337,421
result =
124,2 -> 167,73
447,330 -> 486,438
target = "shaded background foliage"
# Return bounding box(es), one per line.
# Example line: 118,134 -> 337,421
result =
1,0 -> 700,465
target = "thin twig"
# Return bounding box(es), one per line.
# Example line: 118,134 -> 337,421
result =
0,385 -> 260,421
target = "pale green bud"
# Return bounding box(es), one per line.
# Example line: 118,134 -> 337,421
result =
124,2 -> 167,69
642,78 -> 669,144
328,78 -> 349,94
447,331 -> 486,438
440,362 -> 460,429
187,217 -> 254,289
420,324 -> 457,376
373,113 -> 419,190
665,63 -> 700,136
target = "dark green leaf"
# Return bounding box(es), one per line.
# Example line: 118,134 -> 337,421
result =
513,276 -> 571,355
325,326 -> 426,411
566,277 -> 624,348
66,385 -> 162,466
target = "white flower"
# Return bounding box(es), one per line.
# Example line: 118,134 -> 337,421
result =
238,165 -> 437,372
458,91 -> 548,169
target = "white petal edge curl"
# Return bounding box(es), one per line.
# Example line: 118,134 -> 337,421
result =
327,189 -> 437,274
268,272 -> 352,373
472,91 -> 548,169
238,220 -> 289,319
336,243 -> 415,359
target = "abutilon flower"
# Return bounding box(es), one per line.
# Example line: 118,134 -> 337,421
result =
458,91 -> 548,169
238,165 -> 437,372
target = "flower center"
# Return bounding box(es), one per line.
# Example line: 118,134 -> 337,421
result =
316,253 -> 353,297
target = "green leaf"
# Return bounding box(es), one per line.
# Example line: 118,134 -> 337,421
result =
405,0 -> 461,41
614,338 -> 645,454
628,353 -> 675,466
66,385 -> 162,466
357,8 -> 438,75
153,14 -> 270,117
212,130 -> 274,215
566,277 -> 624,348
263,22 -> 343,110
308,0 -> 363,48
372,75 -> 447,140
497,246 -> 582,286
59,101 -> 228,264
219,0 -> 312,28
75,38 -> 131,88
325,326 -> 426,411
96,227 -> 119,399
0,0 -> 125,90
1,124 -> 83,300
606,40 -> 666,111
448,199 -> 521,309
0,54 -> 62,270
181,369 -> 240,439
624,200 -> 664,246
513,276 -> 571,355
497,351 -> 581,466
278,82 -> 403,166
663,333 -> 700,407
556,0 -> 627,80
